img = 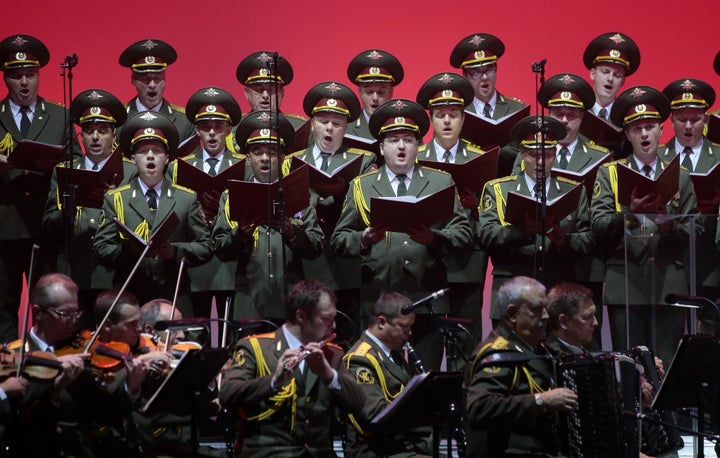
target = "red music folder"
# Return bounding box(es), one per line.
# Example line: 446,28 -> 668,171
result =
226,163 -> 310,224
175,157 -> 247,197
370,185 -> 456,233
616,155 -> 680,207
418,146 -> 499,194
0,139 -> 65,172
690,161 -> 720,213
578,112 -> 623,149
503,182 -> 583,226
113,210 -> 179,253
176,134 -> 201,157
460,105 -> 530,149
551,152 -> 612,195
56,150 -> 125,208
290,154 -> 363,198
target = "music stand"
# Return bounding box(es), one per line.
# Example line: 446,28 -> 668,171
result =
371,371 -> 463,458
653,335 -> 720,457
140,347 -> 230,458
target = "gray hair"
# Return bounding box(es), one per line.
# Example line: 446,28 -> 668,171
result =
496,276 -> 546,318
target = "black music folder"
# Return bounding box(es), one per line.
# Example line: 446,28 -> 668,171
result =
503,183 -> 583,226
56,150 -> 125,208
418,146 -> 499,196
0,139 -> 65,172
615,154 -> 680,207
113,210 -> 179,253
370,185 -> 456,233
290,154 -> 363,198
371,371 -> 463,429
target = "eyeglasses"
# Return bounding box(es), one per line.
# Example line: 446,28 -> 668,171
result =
465,66 -> 497,80
41,306 -> 82,321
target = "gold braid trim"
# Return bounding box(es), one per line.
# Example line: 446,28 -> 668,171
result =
224,194 -> 238,229
281,156 -> 292,176
344,352 -> 405,437
244,337 -> 298,432
113,193 -> 127,239
134,220 -> 150,242
608,163 -> 622,212
352,179 -> 371,227
0,132 -> 14,156
494,183 -> 510,226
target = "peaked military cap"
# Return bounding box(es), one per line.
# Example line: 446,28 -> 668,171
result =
234,111 -> 295,149
511,116 -> 567,149
611,86 -> 670,128
662,78 -> 715,110
416,72 -> 474,109
0,34 -> 49,70
714,50 -> 720,76
120,111 -> 179,157
185,87 -> 242,126
450,33 -> 505,69
303,81 -> 361,121
537,73 -> 595,110
236,52 -> 293,86
347,49 -> 404,86
119,38 -> 177,73
583,32 -> 640,76
70,89 -> 127,126
369,99 -> 429,139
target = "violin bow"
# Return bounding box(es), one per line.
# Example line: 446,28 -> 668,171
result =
16,244 -> 40,378
161,257 -> 186,353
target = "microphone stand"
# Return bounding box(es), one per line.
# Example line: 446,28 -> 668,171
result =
531,58 -> 547,283
60,54 -> 79,274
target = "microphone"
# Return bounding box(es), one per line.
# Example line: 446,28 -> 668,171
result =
401,288 -> 451,315
531,59 -> 547,73
155,318 -> 267,332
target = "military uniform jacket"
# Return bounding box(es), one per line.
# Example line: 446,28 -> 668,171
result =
167,148 -> 247,292
345,113 -> 373,141
591,156 -> 699,305
218,328 -> 364,458
331,165 -> 472,314
511,137 -> 610,283
124,97 -> 196,142
0,96 -> 81,239
465,91 -> 525,121
342,333 -> 432,458
463,323 -> 560,457
419,139 -> 488,283
212,189 -> 324,320
41,157 -> 137,291
93,177 -> 212,291
659,137 -> 720,289
285,145 -> 376,290
478,172 -> 592,297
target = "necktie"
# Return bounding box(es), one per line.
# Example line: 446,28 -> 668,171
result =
396,174 -> 407,196
642,165 -> 653,178
598,107 -> 608,121
320,152 -> 332,172
442,150 -> 452,163
207,157 -> 219,176
20,106 -> 31,139
91,162 -> 99,171
483,103 -> 492,118
558,147 -> 570,169
146,188 -> 158,210
391,350 -> 405,368
681,147 -> 694,173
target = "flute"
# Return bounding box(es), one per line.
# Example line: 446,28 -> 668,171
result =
283,333 -> 336,372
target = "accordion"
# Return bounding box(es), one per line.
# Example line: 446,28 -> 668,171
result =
558,354 -> 640,458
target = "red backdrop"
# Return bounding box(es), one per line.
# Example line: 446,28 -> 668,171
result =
7,0 -> 720,145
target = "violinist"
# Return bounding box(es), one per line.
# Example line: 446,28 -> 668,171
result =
139,298 -> 186,348
342,292 -> 433,457
219,280 -> 363,458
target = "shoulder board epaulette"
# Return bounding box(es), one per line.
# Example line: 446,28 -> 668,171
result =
490,336 -> 510,350
556,176 -> 581,186
286,150 -> 307,158
284,113 -> 307,121
349,341 -> 373,357
122,156 -> 133,163
346,147 -> 374,156
585,142 -> 609,153
170,183 -> 196,194
356,169 -> 379,180
601,159 -> 622,168
499,93 -> 523,104
42,98 -> 67,108
465,142 -> 485,154
247,331 -> 276,340
179,153 -> 196,161
418,144 -> 428,153
486,175 -> 516,186
169,103 -> 186,113
108,183 -> 131,195
421,165 -> 451,176
710,141 -> 720,148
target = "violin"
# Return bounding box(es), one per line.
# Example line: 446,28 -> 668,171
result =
0,343 -> 63,382
54,330 -> 134,384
